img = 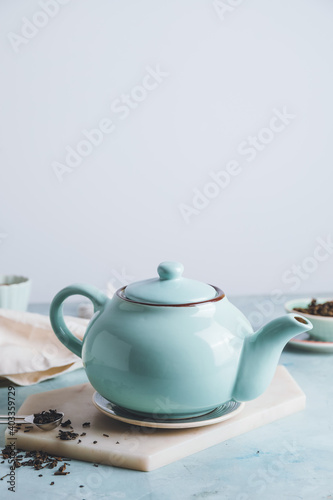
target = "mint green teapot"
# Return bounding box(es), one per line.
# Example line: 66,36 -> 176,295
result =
50,261 -> 312,419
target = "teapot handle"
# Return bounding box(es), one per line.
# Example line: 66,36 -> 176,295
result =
50,284 -> 108,358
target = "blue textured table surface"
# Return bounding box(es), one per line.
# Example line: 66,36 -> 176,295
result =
1,296 -> 333,500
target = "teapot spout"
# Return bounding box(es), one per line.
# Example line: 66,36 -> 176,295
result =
233,314 -> 312,401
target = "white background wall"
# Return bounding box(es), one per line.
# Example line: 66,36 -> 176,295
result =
1,0 -> 333,303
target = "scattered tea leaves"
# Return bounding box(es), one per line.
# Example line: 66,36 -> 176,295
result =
54,464 -> 70,476
60,419 -> 72,428
57,430 -> 78,441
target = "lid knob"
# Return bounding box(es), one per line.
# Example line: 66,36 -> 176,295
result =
157,261 -> 184,281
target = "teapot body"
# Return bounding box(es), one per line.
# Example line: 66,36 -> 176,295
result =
50,273 -> 312,419
81,291 -> 253,417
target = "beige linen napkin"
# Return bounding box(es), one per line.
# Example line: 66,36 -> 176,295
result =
0,309 -> 88,386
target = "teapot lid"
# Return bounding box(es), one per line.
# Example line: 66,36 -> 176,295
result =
124,261 -> 217,305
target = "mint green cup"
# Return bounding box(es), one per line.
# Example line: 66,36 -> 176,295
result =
0,275 -> 31,311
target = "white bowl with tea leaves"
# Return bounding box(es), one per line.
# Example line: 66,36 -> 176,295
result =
285,298 -> 333,342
